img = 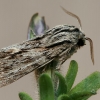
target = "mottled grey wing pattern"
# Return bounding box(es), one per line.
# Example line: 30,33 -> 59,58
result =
0,25 -> 77,87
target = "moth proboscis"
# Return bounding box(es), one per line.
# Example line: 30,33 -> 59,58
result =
0,7 -> 94,88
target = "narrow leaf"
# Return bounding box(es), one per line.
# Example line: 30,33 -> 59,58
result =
65,60 -> 78,92
68,91 -> 96,100
19,92 -> 33,100
39,73 -> 55,100
68,71 -> 100,100
55,71 -> 67,97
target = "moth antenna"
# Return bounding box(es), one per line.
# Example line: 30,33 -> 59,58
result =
61,6 -> 82,30
86,37 -> 94,64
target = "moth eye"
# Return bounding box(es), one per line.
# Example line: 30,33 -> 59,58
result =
77,38 -> 85,46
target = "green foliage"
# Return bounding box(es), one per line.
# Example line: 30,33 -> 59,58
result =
68,71 -> 100,100
39,73 -> 55,100
65,60 -> 78,92
55,71 -> 67,97
68,91 -> 96,100
57,94 -> 72,100
19,92 -> 33,100
19,60 -> 100,100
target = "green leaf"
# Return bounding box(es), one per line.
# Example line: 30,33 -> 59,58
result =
39,73 -> 55,100
68,71 -> 100,100
19,92 -> 33,100
55,71 -> 67,97
57,94 -> 72,100
65,60 -> 78,92
68,91 -> 96,100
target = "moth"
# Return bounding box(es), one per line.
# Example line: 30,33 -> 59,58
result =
0,7 -> 94,88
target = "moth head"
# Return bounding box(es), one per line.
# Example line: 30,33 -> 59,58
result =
61,6 -> 94,64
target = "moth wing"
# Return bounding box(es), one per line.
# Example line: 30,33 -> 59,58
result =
0,47 -> 55,88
